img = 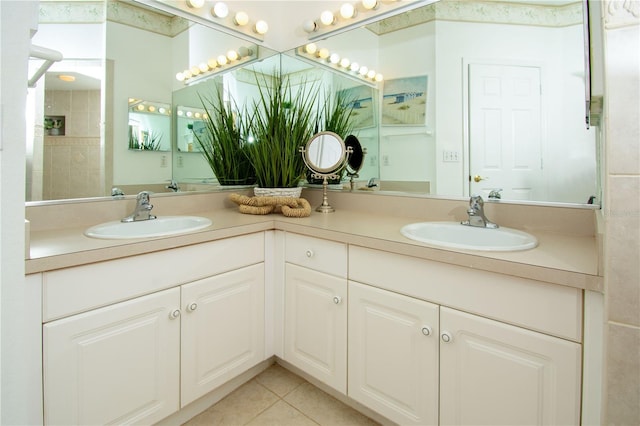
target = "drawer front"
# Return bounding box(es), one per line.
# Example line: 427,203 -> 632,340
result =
349,245 -> 583,342
43,233 -> 264,322
285,233 -> 347,278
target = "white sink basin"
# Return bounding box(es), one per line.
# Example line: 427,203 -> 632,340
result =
400,221 -> 537,251
85,216 -> 212,239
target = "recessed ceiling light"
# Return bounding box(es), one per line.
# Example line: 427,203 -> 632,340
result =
58,75 -> 75,82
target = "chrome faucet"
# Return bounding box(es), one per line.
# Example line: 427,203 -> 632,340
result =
121,191 -> 156,223
367,178 -> 378,188
166,180 -> 179,192
461,195 -> 498,228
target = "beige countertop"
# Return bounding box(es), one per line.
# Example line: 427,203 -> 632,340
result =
26,206 -> 602,292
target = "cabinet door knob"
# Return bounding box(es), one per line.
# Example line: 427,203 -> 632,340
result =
441,331 -> 453,343
305,249 -> 314,258
187,302 -> 198,312
421,326 -> 432,336
169,309 -> 181,319
333,296 -> 342,305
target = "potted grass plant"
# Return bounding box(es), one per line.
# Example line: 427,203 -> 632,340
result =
247,71 -> 319,196
194,90 -> 256,186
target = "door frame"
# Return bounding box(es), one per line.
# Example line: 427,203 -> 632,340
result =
461,57 -> 548,198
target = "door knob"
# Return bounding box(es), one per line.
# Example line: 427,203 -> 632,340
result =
473,175 -> 487,183
169,309 -> 181,319
187,302 -> 198,312
333,296 -> 342,305
441,331 -> 453,343
421,326 -> 432,336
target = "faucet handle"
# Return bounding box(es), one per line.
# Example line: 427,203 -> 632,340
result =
488,189 -> 503,199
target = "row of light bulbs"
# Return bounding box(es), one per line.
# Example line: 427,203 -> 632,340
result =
128,99 -> 170,115
177,109 -> 208,120
303,0 -> 388,33
301,43 -> 383,82
185,0 -> 269,35
176,46 -> 256,83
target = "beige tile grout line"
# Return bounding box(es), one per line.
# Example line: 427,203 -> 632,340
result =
246,379 -> 321,426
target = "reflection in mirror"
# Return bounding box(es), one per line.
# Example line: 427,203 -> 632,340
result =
127,99 -> 171,151
345,135 -> 367,190
175,106 -> 207,153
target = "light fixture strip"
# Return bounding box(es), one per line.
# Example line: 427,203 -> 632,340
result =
178,45 -> 259,85
295,46 -> 380,88
133,0 -> 267,42
306,0 -> 434,41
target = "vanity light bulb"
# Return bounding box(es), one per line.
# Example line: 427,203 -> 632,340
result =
186,0 -> 205,9
339,57 -> 350,68
318,48 -> 330,59
234,11 -> 249,26
190,65 -> 201,76
176,72 -> 185,82
183,69 -> 192,79
238,46 -> 251,58
350,62 -> 360,72
340,3 -> 356,19
202,113 -> 208,120
367,69 -> 376,79
186,111 -> 193,118
320,10 -> 335,26
304,43 -> 317,55
375,73 -> 383,82
148,105 -> 156,112
302,19 -> 317,33
217,55 -> 228,65
177,110 -> 184,116
211,2 -> 229,18
207,58 -> 218,69
199,62 -> 209,72
159,107 -> 166,114
194,112 -> 202,119
227,50 -> 239,61
329,53 -> 340,64
362,0 -> 378,10
359,66 -> 369,76
136,104 -> 144,111
254,20 -> 268,35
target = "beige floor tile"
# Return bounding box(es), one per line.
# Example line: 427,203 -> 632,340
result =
246,400 -> 319,426
284,382 -> 380,426
183,380 -> 278,426
254,364 -> 306,397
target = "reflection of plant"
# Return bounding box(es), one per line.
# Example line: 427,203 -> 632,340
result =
247,71 -> 319,188
128,126 -> 163,150
307,89 -> 357,184
195,90 -> 256,185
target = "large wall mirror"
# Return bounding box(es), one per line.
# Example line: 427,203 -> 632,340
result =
26,0 -> 599,207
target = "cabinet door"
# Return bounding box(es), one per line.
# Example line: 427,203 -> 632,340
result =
348,281 -> 439,425
440,307 -> 582,425
43,288 -> 180,425
181,263 -> 265,407
284,263 -> 347,393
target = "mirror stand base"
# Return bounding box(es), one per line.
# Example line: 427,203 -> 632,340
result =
316,179 -> 335,213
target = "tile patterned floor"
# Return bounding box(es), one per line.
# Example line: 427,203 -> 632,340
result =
182,363 -> 380,426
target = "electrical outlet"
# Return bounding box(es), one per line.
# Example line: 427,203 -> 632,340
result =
443,150 -> 460,162
177,155 -> 184,168
161,155 -> 167,168
383,154 -> 390,166
369,155 -> 377,166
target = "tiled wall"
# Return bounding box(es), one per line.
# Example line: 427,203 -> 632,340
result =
602,1 -> 640,424
43,89 -> 102,199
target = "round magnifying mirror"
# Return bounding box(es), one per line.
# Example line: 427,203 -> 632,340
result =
304,131 -> 346,174
345,135 -> 364,173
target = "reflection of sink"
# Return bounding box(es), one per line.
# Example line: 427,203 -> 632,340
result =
85,216 -> 212,239
400,221 -> 537,251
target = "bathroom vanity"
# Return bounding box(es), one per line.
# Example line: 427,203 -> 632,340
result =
25,190 -> 602,425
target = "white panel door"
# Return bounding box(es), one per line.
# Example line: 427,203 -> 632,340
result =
181,263 -> 265,407
284,263 -> 347,393
348,281 -> 439,425
469,63 -> 543,200
43,288 -> 180,425
440,307 -> 582,426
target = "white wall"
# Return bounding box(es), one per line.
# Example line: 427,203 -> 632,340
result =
1,2 -> 45,424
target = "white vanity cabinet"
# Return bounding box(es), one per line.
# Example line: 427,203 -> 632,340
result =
283,233 -> 348,393
180,263 -> 264,407
42,233 -> 265,425
348,246 -> 583,426
43,288 -> 181,425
